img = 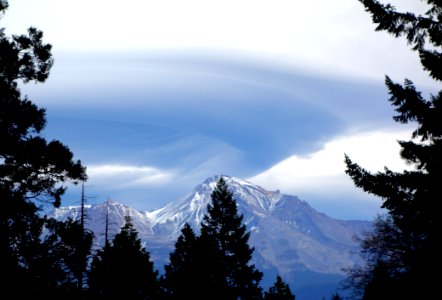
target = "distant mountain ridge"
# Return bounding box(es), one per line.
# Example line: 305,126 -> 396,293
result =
51,175 -> 371,299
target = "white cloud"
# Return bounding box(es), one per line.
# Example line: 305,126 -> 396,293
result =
2,0 -> 435,86
249,129 -> 414,200
86,164 -> 174,188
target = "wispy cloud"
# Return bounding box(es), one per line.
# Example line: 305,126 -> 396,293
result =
87,164 -> 174,188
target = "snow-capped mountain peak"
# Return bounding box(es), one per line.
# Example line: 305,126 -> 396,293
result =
50,175 -> 371,299
146,174 -> 285,233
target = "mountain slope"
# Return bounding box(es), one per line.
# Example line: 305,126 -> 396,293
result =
146,175 -> 368,274
51,175 -> 370,299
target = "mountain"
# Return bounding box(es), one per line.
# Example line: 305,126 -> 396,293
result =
50,175 -> 371,299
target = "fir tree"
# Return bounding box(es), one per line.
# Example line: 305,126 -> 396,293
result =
88,216 -> 159,300
200,176 -> 263,300
345,1 -> 441,299
163,223 -> 198,299
264,275 -> 295,300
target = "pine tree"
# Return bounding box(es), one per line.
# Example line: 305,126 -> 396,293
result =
200,176 -> 263,300
88,216 -> 159,300
1,1 -> 86,297
264,275 -> 296,300
163,223 -> 198,299
345,1 -> 441,299
46,218 -> 94,298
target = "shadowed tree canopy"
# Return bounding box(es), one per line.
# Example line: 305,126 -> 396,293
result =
345,1 -> 441,299
264,275 -> 296,300
162,223 -> 199,299
1,1 -> 87,297
200,176 -> 263,300
42,218 -> 94,298
0,1 -> 86,207
162,177 -> 263,299
88,216 -> 159,300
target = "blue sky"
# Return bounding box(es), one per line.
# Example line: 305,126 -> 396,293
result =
3,0 -> 438,219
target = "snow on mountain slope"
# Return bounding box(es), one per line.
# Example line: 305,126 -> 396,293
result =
50,175 -> 371,298
147,175 -> 285,233
52,200 -> 155,246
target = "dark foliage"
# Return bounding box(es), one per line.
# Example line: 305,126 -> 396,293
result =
264,275 -> 295,300
162,223 -> 200,299
0,2 -> 85,204
345,1 -> 441,299
343,216 -> 409,299
1,2 -> 89,297
162,177 -> 264,299
47,218 -> 94,291
87,216 -> 159,300
200,176 -> 263,299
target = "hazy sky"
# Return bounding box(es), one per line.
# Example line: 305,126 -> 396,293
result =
2,0 -> 437,219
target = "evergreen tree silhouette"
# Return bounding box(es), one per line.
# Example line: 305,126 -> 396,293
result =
345,1 -> 441,299
264,275 -> 295,300
45,218 -> 94,298
163,223 -> 199,299
0,1 -> 86,297
200,176 -> 263,300
88,216 -> 159,300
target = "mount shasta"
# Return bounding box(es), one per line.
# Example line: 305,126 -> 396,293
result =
51,175 -> 371,299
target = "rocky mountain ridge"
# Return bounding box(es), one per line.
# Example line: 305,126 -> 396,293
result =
51,175 -> 370,299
